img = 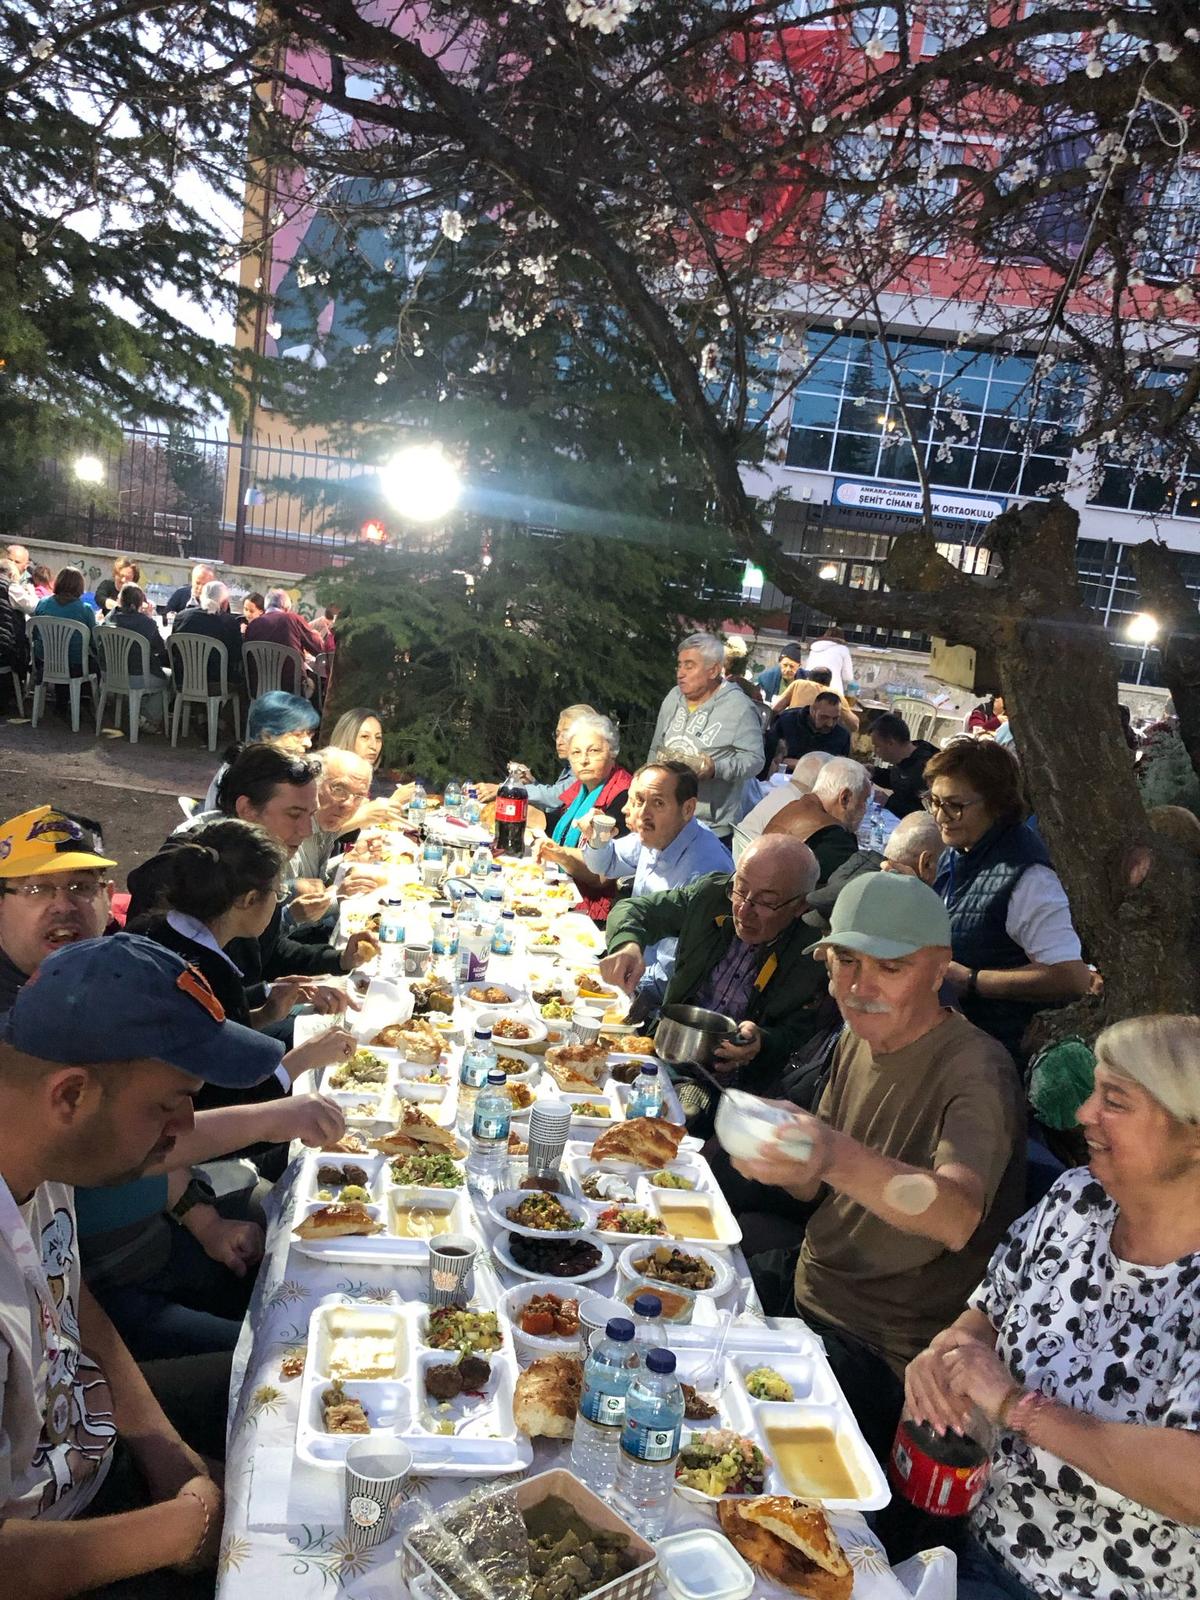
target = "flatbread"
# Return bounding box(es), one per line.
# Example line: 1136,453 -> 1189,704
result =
513,1355 -> 583,1439
590,1119 -> 685,1169
295,1202 -> 383,1240
718,1499 -> 852,1600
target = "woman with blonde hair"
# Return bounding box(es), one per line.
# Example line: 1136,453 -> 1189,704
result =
906,1011 -> 1200,1600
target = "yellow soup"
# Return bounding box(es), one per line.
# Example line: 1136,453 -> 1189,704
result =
392,1205 -> 453,1239
661,1202 -> 718,1241
764,1424 -> 859,1500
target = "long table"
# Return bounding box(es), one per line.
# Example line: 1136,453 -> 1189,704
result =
213,846 -> 954,1599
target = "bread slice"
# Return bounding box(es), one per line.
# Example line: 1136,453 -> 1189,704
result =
295,1202 -> 384,1240
590,1118 -> 686,1169
718,1499 -> 852,1600
513,1354 -> 583,1439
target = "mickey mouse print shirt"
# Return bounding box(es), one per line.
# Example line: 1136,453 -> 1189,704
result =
0,1181 -> 115,1520
969,1168 -> 1200,1600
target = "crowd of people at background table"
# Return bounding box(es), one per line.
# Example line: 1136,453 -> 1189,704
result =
0,550 -> 340,723
0,613 -> 1196,1600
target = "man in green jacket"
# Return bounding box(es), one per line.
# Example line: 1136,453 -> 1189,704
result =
600,835 -> 829,1079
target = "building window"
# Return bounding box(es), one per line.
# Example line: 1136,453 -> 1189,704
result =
850,5 -> 900,49
785,330 -> 1081,499
1138,162 -> 1200,282
920,1 -> 980,53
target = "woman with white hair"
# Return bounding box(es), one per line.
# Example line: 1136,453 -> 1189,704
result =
543,714 -> 632,921
905,1011 -> 1200,1600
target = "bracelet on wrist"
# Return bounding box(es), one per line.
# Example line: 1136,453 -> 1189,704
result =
176,1487 -> 213,1566
1005,1388 -> 1052,1438
996,1383 -> 1026,1430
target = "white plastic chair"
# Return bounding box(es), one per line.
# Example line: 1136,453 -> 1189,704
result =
94,627 -> 169,743
243,639 -> 306,699
30,617 -> 97,732
168,633 -> 241,753
8,668 -> 23,716
311,650 -> 332,710
890,694 -> 939,744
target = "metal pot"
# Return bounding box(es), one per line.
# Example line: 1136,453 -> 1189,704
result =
653,1003 -> 738,1066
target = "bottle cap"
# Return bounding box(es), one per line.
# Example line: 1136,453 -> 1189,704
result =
646,1348 -> 676,1374
486,1070 -> 505,1085
604,1318 -> 635,1342
473,1027 -> 493,1042
632,1294 -> 662,1318
440,909 -> 455,920
641,1063 -> 659,1078
500,910 -> 515,920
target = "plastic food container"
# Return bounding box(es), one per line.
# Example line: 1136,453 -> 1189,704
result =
655,1530 -> 755,1600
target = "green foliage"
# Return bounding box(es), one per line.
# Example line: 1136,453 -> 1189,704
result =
1138,729 -> 1200,817
319,520 -> 742,783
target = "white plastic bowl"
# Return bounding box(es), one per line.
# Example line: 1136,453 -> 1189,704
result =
714,1089 -> 812,1164
616,1240 -> 734,1299
488,1188 -> 594,1240
500,1279 -> 587,1361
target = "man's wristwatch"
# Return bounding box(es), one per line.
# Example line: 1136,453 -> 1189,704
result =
168,1176 -> 217,1224
965,968 -> 980,1000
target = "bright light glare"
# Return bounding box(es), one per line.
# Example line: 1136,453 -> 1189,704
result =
1126,611 -> 1160,645
818,563 -> 840,580
73,454 -> 105,485
378,443 -> 461,523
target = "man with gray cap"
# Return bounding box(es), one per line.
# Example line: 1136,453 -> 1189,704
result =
732,871 -> 1024,1467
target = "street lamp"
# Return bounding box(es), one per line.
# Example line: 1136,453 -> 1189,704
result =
72,454 -> 105,486
1125,611 -> 1159,645
378,443 -> 461,524
1126,612 -> 1160,686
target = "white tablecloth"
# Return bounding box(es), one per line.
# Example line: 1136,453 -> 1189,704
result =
214,1157 -> 955,1600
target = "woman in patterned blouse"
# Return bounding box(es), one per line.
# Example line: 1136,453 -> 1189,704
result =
905,1012 -> 1200,1600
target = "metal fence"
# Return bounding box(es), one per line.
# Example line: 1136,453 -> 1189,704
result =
10,425 -> 369,576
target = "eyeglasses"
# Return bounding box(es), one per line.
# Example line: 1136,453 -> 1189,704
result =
922,794 -> 985,822
1,879 -> 105,902
730,884 -> 806,915
324,782 -> 369,804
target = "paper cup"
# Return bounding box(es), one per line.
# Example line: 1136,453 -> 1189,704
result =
577,1293 -> 629,1359
403,943 -> 433,978
590,814 -> 617,847
344,1438 -> 412,1550
527,1102 -> 572,1174
427,1235 -> 478,1308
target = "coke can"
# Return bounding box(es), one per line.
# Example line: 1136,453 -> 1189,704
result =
889,1415 -> 992,1517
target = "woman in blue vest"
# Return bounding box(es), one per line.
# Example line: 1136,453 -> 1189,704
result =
925,739 -> 1091,1065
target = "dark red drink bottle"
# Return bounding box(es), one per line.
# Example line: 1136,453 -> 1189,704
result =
493,763 -> 529,856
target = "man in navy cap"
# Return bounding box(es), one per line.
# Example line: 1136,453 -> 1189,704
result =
0,933 -> 288,1595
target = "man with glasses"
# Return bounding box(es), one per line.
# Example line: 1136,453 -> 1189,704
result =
600,835 -> 829,1077
291,747 -> 375,886
0,807 -> 116,1010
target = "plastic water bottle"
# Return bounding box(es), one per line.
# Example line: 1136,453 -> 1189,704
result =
630,1293 -> 665,1352
379,900 -> 405,975
422,835 -> 444,865
467,1069 -> 511,1201
625,1062 -> 664,1120
615,1348 -> 685,1538
444,778 -> 463,814
569,1318 -> 638,1495
432,910 -> 459,980
479,882 -> 505,927
491,910 -> 516,957
457,1026 -> 495,1136
462,785 -> 483,827
470,845 -> 492,884
409,781 -> 427,823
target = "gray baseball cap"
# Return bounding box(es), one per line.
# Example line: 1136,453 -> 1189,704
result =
804,871 -> 951,959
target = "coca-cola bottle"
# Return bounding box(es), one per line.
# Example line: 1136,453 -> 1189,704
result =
493,762 -> 529,856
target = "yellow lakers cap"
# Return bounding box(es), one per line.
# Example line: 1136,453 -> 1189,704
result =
0,806 -> 117,878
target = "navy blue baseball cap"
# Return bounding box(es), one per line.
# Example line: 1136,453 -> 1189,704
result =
1,932 -> 284,1088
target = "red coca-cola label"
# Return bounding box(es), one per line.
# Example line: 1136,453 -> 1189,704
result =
889,1421 -> 990,1517
495,796 -> 527,823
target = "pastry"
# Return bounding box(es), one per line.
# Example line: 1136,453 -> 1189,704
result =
589,1119 -> 685,1169
513,1354 -> 583,1439
717,1498 -> 853,1600
294,1201 -> 384,1239
323,1130 -> 369,1154
396,1102 -> 460,1149
504,1082 -> 535,1111
321,1381 -> 371,1435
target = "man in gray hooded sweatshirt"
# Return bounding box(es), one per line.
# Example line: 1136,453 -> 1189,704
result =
647,633 -> 765,841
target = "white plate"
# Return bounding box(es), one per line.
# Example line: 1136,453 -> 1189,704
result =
616,1240 -> 735,1299
292,1187 -> 476,1265
458,981 -> 524,1011
492,1230 -> 614,1284
499,1279 -> 587,1362
485,1014 -> 548,1048
487,1188 -> 594,1241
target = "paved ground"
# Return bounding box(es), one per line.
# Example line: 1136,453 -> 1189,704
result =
0,711 -> 222,873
